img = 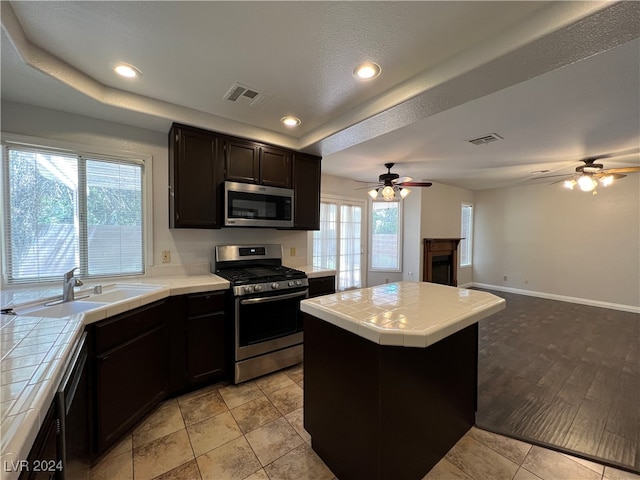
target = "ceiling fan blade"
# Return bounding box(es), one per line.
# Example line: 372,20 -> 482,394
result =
531,173 -> 574,180
354,184 -> 381,190
394,176 -> 413,184
596,172 -> 626,180
397,181 -> 433,187
602,166 -> 640,174
550,178 -> 572,185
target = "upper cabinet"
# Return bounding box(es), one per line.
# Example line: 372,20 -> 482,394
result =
260,146 -> 292,188
168,122 -> 320,230
224,139 -> 292,188
169,124 -> 223,228
293,153 -> 321,230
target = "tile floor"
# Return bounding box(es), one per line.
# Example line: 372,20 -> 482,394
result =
89,364 -> 640,480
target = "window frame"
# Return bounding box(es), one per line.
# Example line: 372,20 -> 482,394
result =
1,133 -> 153,285
307,194 -> 366,291
369,199 -> 403,273
460,202 -> 473,268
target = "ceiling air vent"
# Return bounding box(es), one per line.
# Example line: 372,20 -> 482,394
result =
223,82 -> 270,108
467,133 -> 503,146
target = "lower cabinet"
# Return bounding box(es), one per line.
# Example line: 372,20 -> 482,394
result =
308,276 -> 336,298
168,292 -> 228,394
89,300 -> 168,456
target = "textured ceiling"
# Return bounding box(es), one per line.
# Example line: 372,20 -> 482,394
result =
1,1 -> 639,190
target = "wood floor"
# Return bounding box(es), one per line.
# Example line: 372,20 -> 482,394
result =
475,289 -> 639,473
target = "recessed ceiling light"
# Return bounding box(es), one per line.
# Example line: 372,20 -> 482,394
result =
281,116 -> 301,127
353,62 -> 381,80
114,63 -> 141,78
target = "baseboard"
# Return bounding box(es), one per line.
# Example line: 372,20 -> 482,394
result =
471,283 -> 640,314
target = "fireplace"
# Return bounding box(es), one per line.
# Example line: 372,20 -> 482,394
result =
423,238 -> 461,287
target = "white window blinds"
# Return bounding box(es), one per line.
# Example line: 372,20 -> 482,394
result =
460,203 -> 473,267
3,145 -> 144,283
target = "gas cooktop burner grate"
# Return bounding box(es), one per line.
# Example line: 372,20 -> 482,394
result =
215,266 -> 306,285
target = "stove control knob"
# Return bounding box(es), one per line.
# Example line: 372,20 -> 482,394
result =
243,286 -> 253,294
288,281 -> 295,287
254,285 -> 263,292
271,282 -> 280,290
296,280 -> 302,286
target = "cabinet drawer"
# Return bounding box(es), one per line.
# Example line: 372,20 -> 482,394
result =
187,291 -> 225,316
308,276 -> 336,298
94,300 -> 166,355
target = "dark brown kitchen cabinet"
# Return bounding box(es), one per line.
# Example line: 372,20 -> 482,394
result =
308,275 -> 336,298
224,139 -> 292,188
224,138 -> 260,184
260,146 -> 292,188
186,292 -> 228,386
168,122 -> 321,230
292,153 -> 321,230
90,300 -> 168,456
167,292 -> 228,395
169,124 -> 223,228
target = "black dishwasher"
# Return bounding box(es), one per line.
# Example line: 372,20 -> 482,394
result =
56,332 -> 89,480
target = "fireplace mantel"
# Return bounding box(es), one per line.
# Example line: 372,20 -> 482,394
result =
422,238 -> 462,286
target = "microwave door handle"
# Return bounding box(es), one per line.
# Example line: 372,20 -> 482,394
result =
240,290 -> 308,305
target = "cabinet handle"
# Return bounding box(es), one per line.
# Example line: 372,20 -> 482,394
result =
101,356 -> 109,363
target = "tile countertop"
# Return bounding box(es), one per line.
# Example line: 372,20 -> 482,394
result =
0,265 -> 333,475
300,281 -> 506,348
0,273 -> 230,480
291,266 -> 336,279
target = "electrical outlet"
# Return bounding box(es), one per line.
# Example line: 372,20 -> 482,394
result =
524,279 -> 529,284
162,251 -> 171,263
290,247 -> 296,257
503,275 -> 508,281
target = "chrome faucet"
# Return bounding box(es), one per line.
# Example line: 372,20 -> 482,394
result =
62,267 -> 83,302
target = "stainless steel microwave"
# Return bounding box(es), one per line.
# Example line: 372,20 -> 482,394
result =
224,181 -> 294,228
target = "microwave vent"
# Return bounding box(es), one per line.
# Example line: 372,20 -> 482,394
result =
223,82 -> 271,107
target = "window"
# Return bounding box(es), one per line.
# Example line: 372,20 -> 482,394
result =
311,199 -> 363,291
3,143 -> 145,283
460,203 -> 473,267
370,200 -> 401,271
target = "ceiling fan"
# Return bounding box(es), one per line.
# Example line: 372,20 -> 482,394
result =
362,163 -> 432,201
538,156 -> 640,194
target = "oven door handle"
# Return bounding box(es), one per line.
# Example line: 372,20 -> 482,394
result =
240,289 -> 308,305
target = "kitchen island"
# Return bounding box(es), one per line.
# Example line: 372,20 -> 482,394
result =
300,281 -> 505,480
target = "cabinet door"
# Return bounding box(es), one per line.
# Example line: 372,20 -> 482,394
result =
169,125 -> 221,228
225,138 -> 260,184
187,312 -> 227,386
260,146 -> 292,188
308,276 -> 336,298
94,325 -> 168,454
292,154 -> 321,230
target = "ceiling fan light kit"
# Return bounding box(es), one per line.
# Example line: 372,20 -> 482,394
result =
542,156 -> 640,196
363,163 -> 432,201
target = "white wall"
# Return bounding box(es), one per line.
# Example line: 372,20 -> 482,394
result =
474,178 -> 640,309
402,183 -> 475,285
1,101 -> 309,274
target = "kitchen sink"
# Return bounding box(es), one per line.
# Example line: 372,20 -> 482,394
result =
87,284 -> 165,302
15,301 -> 109,318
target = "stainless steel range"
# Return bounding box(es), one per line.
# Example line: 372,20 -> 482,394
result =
213,244 -> 308,384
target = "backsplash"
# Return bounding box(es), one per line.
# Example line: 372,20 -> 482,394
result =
159,228 -> 309,270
